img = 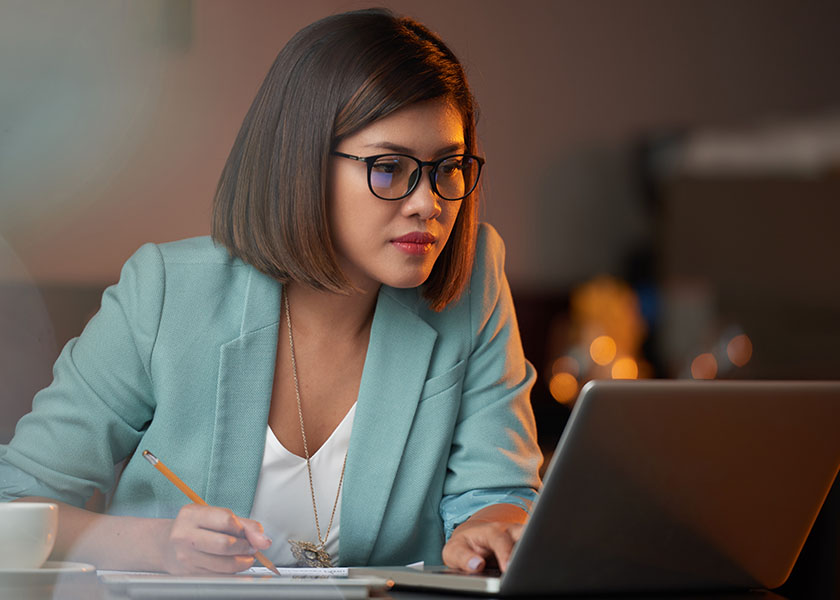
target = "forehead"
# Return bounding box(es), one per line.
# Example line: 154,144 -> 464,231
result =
347,99 -> 466,154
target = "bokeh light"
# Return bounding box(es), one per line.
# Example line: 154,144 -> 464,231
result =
611,357 -> 639,379
727,334 -> 753,367
549,372 -> 579,404
551,356 -> 580,378
691,353 -> 718,379
589,335 -> 617,366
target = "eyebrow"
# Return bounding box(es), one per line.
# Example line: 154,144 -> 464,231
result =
363,141 -> 467,155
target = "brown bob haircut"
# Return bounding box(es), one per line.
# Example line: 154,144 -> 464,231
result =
211,8 -> 479,311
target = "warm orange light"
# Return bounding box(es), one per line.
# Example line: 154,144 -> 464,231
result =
611,357 -> 639,379
691,353 -> 718,379
551,356 -> 580,378
589,335 -> 617,366
549,373 -> 579,404
727,334 -> 753,367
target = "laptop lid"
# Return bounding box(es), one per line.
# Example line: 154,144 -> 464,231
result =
502,380 -> 839,595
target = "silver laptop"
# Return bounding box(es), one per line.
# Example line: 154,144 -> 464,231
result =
353,380 -> 840,596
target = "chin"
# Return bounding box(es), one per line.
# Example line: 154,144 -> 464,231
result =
383,270 -> 432,290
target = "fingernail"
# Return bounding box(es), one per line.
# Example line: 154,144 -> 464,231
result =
467,556 -> 484,571
262,535 -> 273,545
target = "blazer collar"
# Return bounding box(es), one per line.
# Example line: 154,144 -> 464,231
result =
206,268 -> 282,514
339,288 -> 438,565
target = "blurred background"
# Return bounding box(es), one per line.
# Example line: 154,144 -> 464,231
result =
1,1 -> 838,596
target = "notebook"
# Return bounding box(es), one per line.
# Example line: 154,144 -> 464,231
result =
352,380 -> 840,596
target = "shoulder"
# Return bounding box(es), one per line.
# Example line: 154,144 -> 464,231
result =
475,222 -> 506,266
470,222 -> 507,297
117,236 -> 241,279
152,236 -> 240,267
107,236 -> 256,325
120,236 -> 251,287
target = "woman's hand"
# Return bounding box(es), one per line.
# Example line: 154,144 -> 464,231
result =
441,503 -> 529,573
160,504 -> 272,574
16,497 -> 272,573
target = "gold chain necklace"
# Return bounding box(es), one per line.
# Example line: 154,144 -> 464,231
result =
284,291 -> 348,568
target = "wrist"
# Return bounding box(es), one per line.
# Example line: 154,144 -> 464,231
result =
126,517 -> 172,572
466,503 -> 528,525
57,509 -> 172,572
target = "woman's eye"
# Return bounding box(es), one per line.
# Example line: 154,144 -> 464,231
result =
372,160 -> 402,174
439,160 -> 464,175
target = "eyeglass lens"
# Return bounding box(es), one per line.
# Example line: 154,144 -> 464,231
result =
369,155 -> 479,200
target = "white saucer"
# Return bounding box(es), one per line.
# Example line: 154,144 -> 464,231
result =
0,560 -> 97,593
0,561 -> 95,574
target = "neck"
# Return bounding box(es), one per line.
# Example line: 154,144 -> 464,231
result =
283,281 -> 379,340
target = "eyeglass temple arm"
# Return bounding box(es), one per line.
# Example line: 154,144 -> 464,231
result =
332,151 -> 366,162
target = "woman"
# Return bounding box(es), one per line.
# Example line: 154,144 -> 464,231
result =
0,8 -> 541,574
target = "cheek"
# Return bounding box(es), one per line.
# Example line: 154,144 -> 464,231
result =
328,162 -> 361,215
328,173 -> 366,244
328,189 -> 395,254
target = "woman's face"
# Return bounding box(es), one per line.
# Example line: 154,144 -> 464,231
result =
328,98 -> 465,293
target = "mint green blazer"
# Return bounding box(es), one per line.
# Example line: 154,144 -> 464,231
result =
1,224 -> 541,565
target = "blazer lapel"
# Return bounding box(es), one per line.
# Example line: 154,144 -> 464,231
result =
206,270 -> 282,517
339,289 -> 438,565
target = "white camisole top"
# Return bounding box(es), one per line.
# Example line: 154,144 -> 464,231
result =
249,403 -> 357,566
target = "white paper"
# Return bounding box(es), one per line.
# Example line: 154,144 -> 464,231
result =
98,566 -> 349,578
246,566 -> 349,577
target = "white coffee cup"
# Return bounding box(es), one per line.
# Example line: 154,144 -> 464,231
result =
0,502 -> 58,569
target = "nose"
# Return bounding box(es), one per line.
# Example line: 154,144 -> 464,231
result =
400,166 -> 442,221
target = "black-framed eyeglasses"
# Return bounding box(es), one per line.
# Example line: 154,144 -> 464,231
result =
331,151 -> 485,201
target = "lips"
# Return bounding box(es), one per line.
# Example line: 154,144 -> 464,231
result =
392,232 -> 436,244
391,231 -> 437,255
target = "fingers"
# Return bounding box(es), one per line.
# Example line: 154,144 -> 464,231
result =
182,549 -> 256,574
179,523 -> 255,556
442,532 -> 487,573
183,504 -> 247,536
442,521 -> 524,573
240,516 -> 273,551
507,522 -> 525,543
163,505 -> 271,574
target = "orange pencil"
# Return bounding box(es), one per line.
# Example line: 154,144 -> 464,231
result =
142,449 -> 281,576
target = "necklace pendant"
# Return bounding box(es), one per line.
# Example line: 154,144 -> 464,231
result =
289,539 -> 333,568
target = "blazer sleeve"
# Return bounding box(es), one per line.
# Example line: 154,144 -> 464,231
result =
0,243 -> 164,507
439,225 -> 542,527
